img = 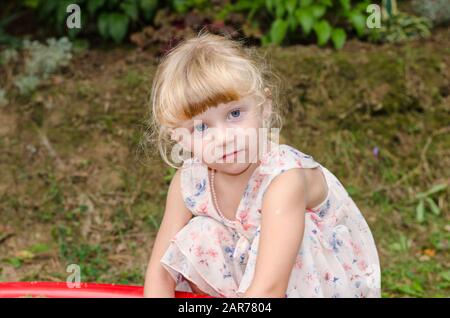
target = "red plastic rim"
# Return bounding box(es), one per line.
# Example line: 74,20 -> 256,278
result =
0,282 -> 214,298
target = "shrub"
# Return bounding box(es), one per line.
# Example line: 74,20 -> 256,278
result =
23,0 -> 372,49
217,0 -> 372,49
368,1 -> 433,44
0,37 -> 73,97
26,0 -> 160,43
368,12 -> 432,44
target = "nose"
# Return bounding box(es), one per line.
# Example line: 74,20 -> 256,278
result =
214,124 -> 227,145
212,124 -> 235,153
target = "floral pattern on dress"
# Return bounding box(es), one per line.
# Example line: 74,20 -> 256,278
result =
160,143 -> 381,298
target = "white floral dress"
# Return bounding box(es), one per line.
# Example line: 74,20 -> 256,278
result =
160,144 -> 381,298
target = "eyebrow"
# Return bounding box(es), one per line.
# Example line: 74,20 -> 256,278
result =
227,102 -> 242,108
225,101 -> 247,110
185,101 -> 247,126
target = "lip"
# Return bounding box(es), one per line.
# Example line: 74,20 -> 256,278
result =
222,150 -> 241,160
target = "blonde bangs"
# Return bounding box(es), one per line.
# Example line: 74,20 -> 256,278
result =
151,33 -> 265,127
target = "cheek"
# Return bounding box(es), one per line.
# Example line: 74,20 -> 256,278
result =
239,117 -> 263,142
242,111 -> 263,130
189,136 -> 214,158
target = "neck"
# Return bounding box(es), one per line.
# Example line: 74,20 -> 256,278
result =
214,160 -> 260,184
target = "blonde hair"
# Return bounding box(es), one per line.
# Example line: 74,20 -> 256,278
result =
148,29 -> 282,167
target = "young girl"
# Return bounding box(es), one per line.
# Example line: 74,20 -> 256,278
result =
143,31 -> 381,298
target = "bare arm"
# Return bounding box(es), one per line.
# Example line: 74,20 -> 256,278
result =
242,168 -> 308,298
144,169 -> 193,297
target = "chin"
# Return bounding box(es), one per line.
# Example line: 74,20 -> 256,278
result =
211,162 -> 253,175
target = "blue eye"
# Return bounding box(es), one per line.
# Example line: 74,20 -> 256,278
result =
194,123 -> 208,132
228,109 -> 241,119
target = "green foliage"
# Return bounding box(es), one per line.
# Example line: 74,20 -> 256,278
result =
21,0 -> 373,48
23,38 -> 72,78
414,183 -> 447,224
313,20 -> 331,46
171,0 -> 211,14
369,12 -> 432,44
1,0 -> 442,48
14,75 -> 40,96
29,0 -> 160,43
0,14 -> 22,48
331,27 -> 346,49
0,37 -> 73,103
269,19 -> 289,45
14,38 -> 72,96
389,234 -> 412,253
368,0 -> 433,44
98,12 -> 130,43
219,0 -> 371,49
0,48 -> 18,65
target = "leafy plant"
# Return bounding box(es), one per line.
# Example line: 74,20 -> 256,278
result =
14,75 -> 40,96
217,0 -> 371,49
12,37 -> 73,96
129,6 -> 236,54
395,281 -> 424,297
414,183 -> 447,223
389,234 -> 412,253
170,0 -> 212,14
0,2 -> 25,48
0,15 -> 22,48
369,0 -> 432,43
371,13 -> 432,43
0,36 -> 73,105
0,48 -> 18,65
28,0 -> 160,43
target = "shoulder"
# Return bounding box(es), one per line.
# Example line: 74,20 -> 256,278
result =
164,168 -> 187,213
168,165 -> 196,200
167,168 -> 183,196
260,144 -> 321,211
163,168 -> 193,225
262,168 -> 307,212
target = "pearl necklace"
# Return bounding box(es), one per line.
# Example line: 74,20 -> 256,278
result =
209,169 -> 235,224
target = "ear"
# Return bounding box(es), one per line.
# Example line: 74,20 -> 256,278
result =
264,87 -> 272,98
262,87 -> 273,119
261,98 -> 272,123
170,129 -> 179,142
